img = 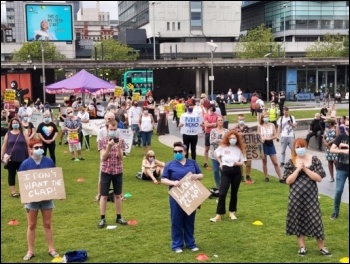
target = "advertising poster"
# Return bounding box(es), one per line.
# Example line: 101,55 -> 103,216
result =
25,4 -> 73,42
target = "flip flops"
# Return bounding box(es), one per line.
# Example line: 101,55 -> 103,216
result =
11,192 -> 19,198
48,250 -> 59,258
23,252 -> 34,261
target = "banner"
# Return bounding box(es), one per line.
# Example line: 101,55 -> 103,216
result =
18,167 -> 66,203
31,112 -> 43,129
168,172 -> 211,216
117,128 -> 134,154
241,133 -> 264,160
179,115 -> 203,135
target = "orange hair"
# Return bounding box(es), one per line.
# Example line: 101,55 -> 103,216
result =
291,138 -> 308,165
220,130 -> 246,156
29,138 -> 43,148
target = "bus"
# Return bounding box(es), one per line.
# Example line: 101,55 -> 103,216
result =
121,69 -> 153,96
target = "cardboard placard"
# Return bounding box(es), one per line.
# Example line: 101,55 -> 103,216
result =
168,172 -> 211,216
179,115 -> 203,135
241,133 -> 264,160
18,167 -> 66,203
117,128 -> 134,154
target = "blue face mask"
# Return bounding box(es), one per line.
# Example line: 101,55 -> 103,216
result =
22,117 -> 29,122
295,147 -> 306,157
12,123 -> 20,129
263,118 -> 269,123
239,120 -> 245,125
229,138 -> 237,146
108,131 -> 116,138
44,117 -> 51,123
33,148 -> 44,157
174,152 -> 184,161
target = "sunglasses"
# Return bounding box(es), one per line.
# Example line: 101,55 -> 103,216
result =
67,111 -> 72,114
148,156 -> 155,158
173,150 -> 183,154
33,146 -> 43,150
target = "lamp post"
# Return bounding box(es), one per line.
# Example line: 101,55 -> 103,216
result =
264,52 -> 272,101
282,4 -> 288,58
150,1 -> 156,60
41,41 -> 46,103
206,40 -> 218,101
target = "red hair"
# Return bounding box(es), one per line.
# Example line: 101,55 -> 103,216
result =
291,138 -> 307,164
220,130 -> 246,156
29,138 -> 43,148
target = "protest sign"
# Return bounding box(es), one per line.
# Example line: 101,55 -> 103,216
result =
114,87 -> 123,98
67,131 -> 79,144
117,128 -> 133,154
18,167 -> 66,203
168,172 -> 211,216
4,89 -> 16,101
241,133 -> 264,160
89,119 -> 107,136
31,112 -> 43,128
132,92 -> 140,102
179,115 -> 203,135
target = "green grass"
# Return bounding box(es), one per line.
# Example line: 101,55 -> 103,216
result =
227,109 -> 349,123
1,131 -> 349,263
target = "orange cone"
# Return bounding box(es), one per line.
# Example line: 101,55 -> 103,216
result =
127,219 -> 138,226
8,219 -> 18,226
77,177 -> 85,183
196,253 -> 208,261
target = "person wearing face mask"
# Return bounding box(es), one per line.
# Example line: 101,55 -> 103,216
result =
282,138 -> 331,256
18,138 -> 59,261
77,106 -> 92,150
128,100 -> 142,147
322,118 -> 338,182
161,142 -> 203,253
215,93 -> 227,120
233,114 -> 254,183
203,104 -> 219,168
156,99 -> 169,136
37,111 -> 58,165
258,113 -> 283,182
330,120 -> 349,220
21,114 -> 36,141
140,150 -> 165,184
210,130 -> 246,222
1,118 -> 30,197
144,96 -> 156,124
139,106 -> 155,156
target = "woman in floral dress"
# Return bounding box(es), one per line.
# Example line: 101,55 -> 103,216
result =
323,118 -> 338,182
283,138 -> 331,256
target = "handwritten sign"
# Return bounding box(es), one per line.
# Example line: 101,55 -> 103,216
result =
179,114 -> 203,135
114,87 -> 123,98
67,131 -> 79,144
168,172 -> 211,216
241,133 -> 264,160
31,112 -> 43,129
4,89 -> 16,102
117,128 -> 134,154
133,92 -> 140,102
18,167 -> 66,203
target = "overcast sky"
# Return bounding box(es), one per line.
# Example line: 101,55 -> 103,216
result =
1,1 -> 118,22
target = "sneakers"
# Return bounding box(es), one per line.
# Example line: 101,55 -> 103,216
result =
174,248 -> 183,253
203,163 -> 208,168
116,218 -> 128,225
246,175 -> 254,183
319,247 -> 332,256
210,215 -> 222,222
229,212 -> 237,220
330,213 -> 339,220
241,176 -> 245,182
264,177 -> 270,182
279,179 -> 286,184
191,247 -> 199,252
298,247 -> 306,256
98,218 -> 106,228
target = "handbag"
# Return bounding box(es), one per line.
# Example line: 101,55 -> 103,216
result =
2,134 -> 20,166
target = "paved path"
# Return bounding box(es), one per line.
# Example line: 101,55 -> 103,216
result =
158,104 -> 349,203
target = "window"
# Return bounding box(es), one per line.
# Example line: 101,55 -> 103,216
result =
190,1 -> 202,29
178,22 -> 181,30
167,22 -> 170,31
172,22 -> 175,31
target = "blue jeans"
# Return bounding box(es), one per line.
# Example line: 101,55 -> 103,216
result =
131,124 -> 141,146
333,169 -> 349,215
211,158 -> 221,189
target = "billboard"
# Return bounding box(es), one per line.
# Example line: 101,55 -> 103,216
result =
25,4 -> 73,42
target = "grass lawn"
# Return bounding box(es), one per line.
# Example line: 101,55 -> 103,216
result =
1,130 -> 349,263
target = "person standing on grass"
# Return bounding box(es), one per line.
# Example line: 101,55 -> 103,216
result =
322,118 -> 338,182
97,119 -> 127,228
210,130 -> 246,222
232,114 -> 254,183
139,106 -> 155,157
203,105 -> 219,168
329,119 -> 349,220
19,138 -> 59,261
283,138 -> 332,257
161,142 -> 203,253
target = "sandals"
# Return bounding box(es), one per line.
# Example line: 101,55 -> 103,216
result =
11,192 -> 19,198
23,252 -> 34,261
48,250 -> 59,258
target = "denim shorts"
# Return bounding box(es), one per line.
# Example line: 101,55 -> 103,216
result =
24,200 -> 55,211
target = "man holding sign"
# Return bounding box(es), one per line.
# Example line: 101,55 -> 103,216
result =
18,138 -> 60,261
161,142 -> 203,253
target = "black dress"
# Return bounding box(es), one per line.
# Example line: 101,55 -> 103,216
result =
283,156 -> 326,240
156,106 -> 169,135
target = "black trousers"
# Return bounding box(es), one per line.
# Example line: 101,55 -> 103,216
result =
305,131 -> 323,150
182,134 -> 198,161
43,142 -> 56,164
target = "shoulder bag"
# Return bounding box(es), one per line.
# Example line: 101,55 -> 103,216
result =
2,134 -> 20,166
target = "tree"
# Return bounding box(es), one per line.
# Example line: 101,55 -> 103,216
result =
11,41 -> 65,61
306,33 -> 346,58
235,24 -> 282,58
92,39 -> 139,83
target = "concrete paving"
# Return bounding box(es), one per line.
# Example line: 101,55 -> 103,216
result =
158,103 -> 349,203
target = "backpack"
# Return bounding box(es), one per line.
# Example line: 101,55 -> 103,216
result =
280,116 -> 293,126
63,250 -> 87,262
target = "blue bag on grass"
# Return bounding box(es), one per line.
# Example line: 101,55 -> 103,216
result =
64,250 -> 87,262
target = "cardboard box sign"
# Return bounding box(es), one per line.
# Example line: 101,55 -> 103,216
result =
168,172 -> 211,216
241,133 -> 265,160
18,167 -> 66,204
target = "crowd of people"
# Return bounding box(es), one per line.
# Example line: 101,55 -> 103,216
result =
0,91 -> 348,258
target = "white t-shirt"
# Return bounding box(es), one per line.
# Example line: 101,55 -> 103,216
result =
277,115 -> 296,138
214,146 -> 246,166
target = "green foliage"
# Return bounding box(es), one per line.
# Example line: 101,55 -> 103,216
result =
306,33 -> 347,58
92,39 -> 139,84
11,41 -> 65,62
235,24 -> 283,58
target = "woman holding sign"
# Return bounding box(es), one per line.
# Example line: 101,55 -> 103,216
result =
210,130 -> 246,222
18,138 -> 59,261
161,142 -> 203,253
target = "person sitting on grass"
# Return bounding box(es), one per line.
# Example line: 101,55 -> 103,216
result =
139,150 -> 165,184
